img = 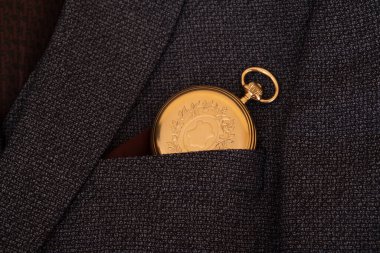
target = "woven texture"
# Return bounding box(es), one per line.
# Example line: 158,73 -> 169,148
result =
1,0 -> 379,252
0,0 -> 64,122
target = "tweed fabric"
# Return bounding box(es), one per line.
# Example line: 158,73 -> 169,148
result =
44,150 -> 266,252
0,0 -> 64,122
1,0 -> 379,252
0,0 -> 185,251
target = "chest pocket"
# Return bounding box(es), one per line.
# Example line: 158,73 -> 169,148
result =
42,149 -> 272,252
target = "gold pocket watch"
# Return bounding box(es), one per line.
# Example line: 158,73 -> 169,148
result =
151,67 -> 279,155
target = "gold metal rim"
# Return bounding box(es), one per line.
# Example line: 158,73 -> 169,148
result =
241,67 -> 279,103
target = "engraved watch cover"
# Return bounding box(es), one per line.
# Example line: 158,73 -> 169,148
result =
151,86 -> 256,155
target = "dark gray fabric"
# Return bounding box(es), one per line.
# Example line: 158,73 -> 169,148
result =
1,0 -> 379,252
0,0 -> 185,251
43,150 -> 267,252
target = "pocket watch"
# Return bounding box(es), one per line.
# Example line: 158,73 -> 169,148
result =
151,67 -> 279,155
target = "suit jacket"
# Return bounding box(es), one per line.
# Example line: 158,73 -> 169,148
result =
1,0 -> 379,252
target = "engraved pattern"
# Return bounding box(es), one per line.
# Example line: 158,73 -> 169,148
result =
167,101 -> 235,152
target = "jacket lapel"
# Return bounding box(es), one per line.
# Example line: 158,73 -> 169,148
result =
0,0 -> 184,251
